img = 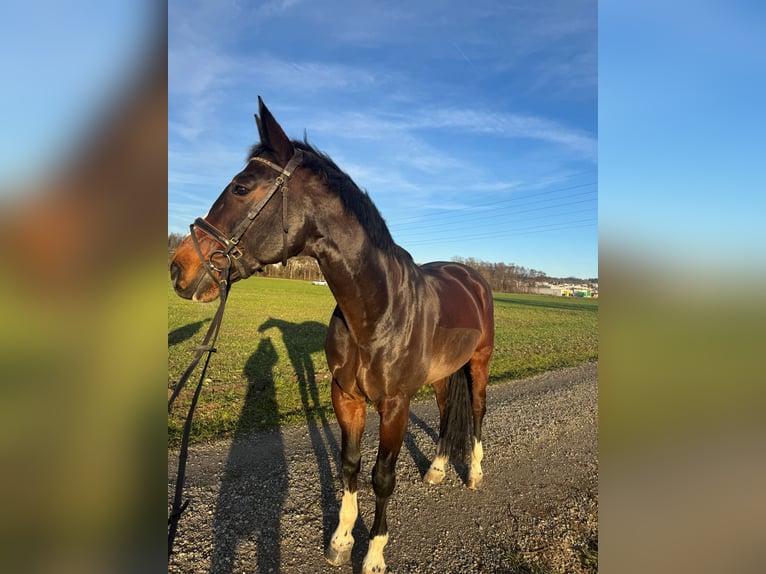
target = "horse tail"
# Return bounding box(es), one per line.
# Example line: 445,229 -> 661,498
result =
439,364 -> 473,463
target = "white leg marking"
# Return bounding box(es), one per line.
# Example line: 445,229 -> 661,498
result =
468,439 -> 484,489
424,453 -> 448,485
327,490 -> 357,565
362,533 -> 389,574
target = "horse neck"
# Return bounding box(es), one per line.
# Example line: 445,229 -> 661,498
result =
308,215 -> 421,340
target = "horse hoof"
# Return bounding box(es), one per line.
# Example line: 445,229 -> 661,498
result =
423,467 -> 445,485
325,546 -> 352,566
468,473 -> 483,490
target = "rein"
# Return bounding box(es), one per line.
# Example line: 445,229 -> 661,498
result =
167,264 -> 230,557
168,149 -> 302,558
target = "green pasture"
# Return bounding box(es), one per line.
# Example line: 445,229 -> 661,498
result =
169,277 -> 597,446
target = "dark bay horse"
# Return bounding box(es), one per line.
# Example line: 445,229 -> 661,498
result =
170,98 -> 494,573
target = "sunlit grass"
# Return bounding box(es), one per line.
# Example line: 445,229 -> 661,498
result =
169,277 -> 598,446
490,293 -> 598,381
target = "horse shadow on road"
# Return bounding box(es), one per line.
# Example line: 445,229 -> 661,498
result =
404,411 -> 440,478
209,318 -> 344,574
258,319 -> 345,553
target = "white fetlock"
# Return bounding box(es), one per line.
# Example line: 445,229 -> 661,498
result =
362,533 -> 389,574
423,454 -> 448,485
468,439 -> 484,490
325,490 -> 358,566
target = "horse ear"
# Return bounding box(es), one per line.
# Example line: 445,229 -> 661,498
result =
256,96 -> 293,164
254,113 -> 265,142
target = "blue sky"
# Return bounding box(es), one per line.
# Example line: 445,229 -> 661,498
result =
0,2 -> 153,191
2,2 -> 761,284
599,0 -> 765,278
168,0 -> 598,279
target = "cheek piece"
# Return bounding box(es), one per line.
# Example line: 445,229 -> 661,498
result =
190,149 -> 303,282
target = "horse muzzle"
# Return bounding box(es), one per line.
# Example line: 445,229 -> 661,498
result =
170,259 -> 221,302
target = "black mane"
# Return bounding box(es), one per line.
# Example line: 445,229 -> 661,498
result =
248,140 -> 411,260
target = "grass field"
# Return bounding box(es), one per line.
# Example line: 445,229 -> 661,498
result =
169,277 -> 597,446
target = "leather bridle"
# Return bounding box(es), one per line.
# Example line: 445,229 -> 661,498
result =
190,149 -> 303,281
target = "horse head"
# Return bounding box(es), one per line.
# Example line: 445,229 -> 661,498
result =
170,98 -> 311,302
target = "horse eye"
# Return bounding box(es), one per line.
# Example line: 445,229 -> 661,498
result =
232,184 -> 249,196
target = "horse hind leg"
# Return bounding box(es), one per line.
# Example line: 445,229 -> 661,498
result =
467,352 -> 490,490
424,377 -> 449,485
468,436 -> 484,490
425,368 -> 473,486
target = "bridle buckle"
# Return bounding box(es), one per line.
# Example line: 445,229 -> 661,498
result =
229,245 -> 244,259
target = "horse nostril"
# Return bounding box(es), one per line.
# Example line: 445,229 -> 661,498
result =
170,260 -> 182,285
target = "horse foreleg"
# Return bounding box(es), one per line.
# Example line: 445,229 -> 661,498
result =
364,395 -> 409,574
325,382 -> 366,566
424,377 -> 448,485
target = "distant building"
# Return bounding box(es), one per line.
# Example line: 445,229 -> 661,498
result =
532,282 -> 597,297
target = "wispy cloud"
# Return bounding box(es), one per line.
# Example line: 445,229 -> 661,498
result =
168,0 -> 597,278
415,108 -> 595,155
168,46 -> 233,98
168,44 -> 236,141
305,106 -> 596,161
259,0 -> 303,16
246,56 -> 379,94
168,47 -> 382,142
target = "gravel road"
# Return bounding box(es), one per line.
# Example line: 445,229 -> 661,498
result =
168,362 -> 598,574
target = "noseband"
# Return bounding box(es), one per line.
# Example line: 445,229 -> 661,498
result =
190,149 -> 303,283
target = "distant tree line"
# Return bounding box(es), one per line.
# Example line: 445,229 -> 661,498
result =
449,256 -> 596,293
168,232 -> 185,250
168,234 -> 595,292
451,256 -> 544,293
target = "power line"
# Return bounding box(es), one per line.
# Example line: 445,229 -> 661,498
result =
385,168 -> 597,226
401,218 -> 597,246
391,193 -> 597,238
387,181 -> 597,229
393,206 -> 597,240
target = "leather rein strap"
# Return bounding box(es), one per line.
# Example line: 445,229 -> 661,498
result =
168,150 -> 302,558
167,266 -> 230,557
